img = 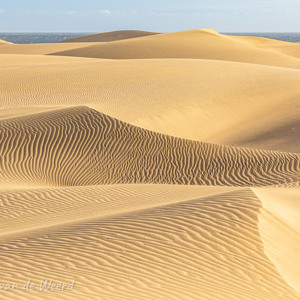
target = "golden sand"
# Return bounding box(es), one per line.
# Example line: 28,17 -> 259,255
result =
0,29 -> 299,299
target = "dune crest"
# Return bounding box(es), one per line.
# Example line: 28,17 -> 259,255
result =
57,30 -> 160,43
196,28 -> 221,35
255,188 -> 300,293
49,29 -> 300,68
0,38 -> 12,44
0,55 -> 299,152
2,29 -> 300,70
0,106 -> 298,188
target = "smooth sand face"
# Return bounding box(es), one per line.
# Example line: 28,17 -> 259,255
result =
0,29 -> 299,299
1,55 -> 300,151
48,29 -> 300,69
254,187 -> 300,293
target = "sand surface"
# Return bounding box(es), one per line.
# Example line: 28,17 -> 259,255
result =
0,29 -> 299,299
49,29 -> 300,69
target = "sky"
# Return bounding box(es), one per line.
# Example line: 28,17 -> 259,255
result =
0,0 -> 300,32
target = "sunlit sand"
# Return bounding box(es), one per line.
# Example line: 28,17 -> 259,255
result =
0,29 -> 299,299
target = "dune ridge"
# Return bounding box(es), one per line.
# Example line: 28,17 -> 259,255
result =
0,185 -> 233,239
1,54 -> 300,152
49,29 -> 300,69
0,106 -> 298,188
0,185 -> 299,299
253,187 -> 300,294
2,29 -> 300,69
0,38 -> 12,44
57,30 -> 160,43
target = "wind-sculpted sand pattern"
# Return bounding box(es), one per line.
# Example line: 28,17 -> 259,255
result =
0,106 -> 298,188
0,186 -> 298,299
0,29 -> 299,300
0,185 -> 232,237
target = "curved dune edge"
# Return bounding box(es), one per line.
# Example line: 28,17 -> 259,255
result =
0,106 -> 62,120
0,185 -> 298,299
1,29 -> 300,69
0,38 -> 12,44
1,55 -> 300,152
0,185 -> 233,239
0,106 -> 299,188
49,29 -> 300,69
254,187 -> 300,293
56,30 -> 160,43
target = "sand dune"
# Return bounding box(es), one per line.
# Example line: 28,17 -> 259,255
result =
0,106 -> 298,188
260,43 -> 300,59
209,105 -> 300,153
2,29 -> 300,70
1,54 -> 300,151
0,185 -> 299,299
232,35 -> 300,59
57,30 -> 160,43
0,38 -> 12,44
0,29 -> 299,299
226,34 -> 291,46
255,187 -> 300,293
0,185 -> 231,238
0,42 -> 99,55
0,30 -> 159,55
50,29 -> 300,69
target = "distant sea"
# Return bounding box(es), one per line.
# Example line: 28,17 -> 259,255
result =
224,32 -> 300,43
0,33 -> 94,44
0,32 -> 300,44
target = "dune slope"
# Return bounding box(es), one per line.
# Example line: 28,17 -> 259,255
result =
1,55 -> 300,151
0,106 -> 298,188
0,185 -> 298,299
57,30 -> 160,43
50,29 -> 300,68
0,31 -> 159,55
0,38 -> 12,44
255,187 -> 300,293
